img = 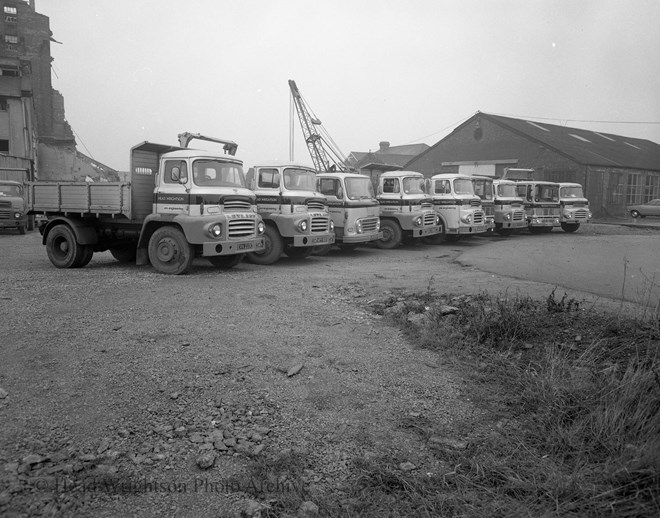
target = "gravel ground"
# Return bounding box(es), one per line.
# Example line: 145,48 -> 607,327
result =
0,222 -> 651,517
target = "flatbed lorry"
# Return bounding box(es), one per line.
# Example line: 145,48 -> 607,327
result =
28,135 -> 266,274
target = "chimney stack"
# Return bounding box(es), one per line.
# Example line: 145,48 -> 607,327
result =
379,141 -> 390,152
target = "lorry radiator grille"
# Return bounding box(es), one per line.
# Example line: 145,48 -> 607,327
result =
224,200 -> 252,211
360,217 -> 379,232
470,199 -> 481,207
423,212 -> 437,226
311,217 -> 330,233
574,209 -> 589,219
473,211 -> 484,224
0,200 -> 11,219
513,210 -> 525,221
307,200 -> 325,211
228,219 -> 256,238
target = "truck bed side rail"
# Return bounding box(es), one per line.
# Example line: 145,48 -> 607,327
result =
28,182 -> 131,218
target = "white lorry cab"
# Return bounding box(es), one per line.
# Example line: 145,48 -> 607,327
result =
316,171 -> 381,252
558,182 -> 592,233
375,170 -> 442,249
492,179 -> 527,235
245,163 -> 335,264
428,173 -> 487,242
514,180 -> 561,233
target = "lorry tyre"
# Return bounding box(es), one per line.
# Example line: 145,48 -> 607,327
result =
46,224 -> 85,268
561,222 -> 580,233
246,225 -> 283,265
110,246 -> 137,263
338,244 -> 359,252
529,226 -> 545,234
423,233 -> 445,245
208,254 -> 244,269
445,234 -> 461,242
312,244 -> 333,256
148,226 -> 194,275
76,246 -> 94,268
375,220 -> 402,249
284,245 -> 314,259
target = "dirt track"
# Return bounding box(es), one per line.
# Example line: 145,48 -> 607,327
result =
0,224 -> 651,517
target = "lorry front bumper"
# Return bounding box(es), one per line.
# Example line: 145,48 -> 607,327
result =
202,237 -> 265,256
498,220 -> 528,230
292,232 -> 335,247
0,219 -> 25,229
341,231 -> 384,244
412,225 -> 442,238
529,218 -> 560,227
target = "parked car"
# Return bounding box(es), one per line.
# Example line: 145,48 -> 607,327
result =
628,199 -> 660,218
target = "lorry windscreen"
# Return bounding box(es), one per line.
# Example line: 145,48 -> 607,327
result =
402,177 -> 425,194
345,177 -> 375,200
283,168 -> 317,191
192,160 -> 245,188
560,186 -> 584,198
472,179 -> 492,199
454,179 -> 475,195
0,184 -> 22,196
497,184 -> 518,197
535,185 -> 559,202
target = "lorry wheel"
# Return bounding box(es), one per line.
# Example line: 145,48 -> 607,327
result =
445,234 -> 461,242
246,226 -> 283,265
561,222 -> 580,233
423,233 -> 445,245
529,226 -> 545,234
375,220 -> 402,249
312,244 -> 333,256
148,226 -> 194,275
110,246 -> 137,263
76,246 -> 94,268
208,254 -> 244,269
46,224 -> 85,268
284,246 -> 314,259
338,244 -> 359,252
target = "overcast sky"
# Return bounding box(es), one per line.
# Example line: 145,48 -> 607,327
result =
36,0 -> 660,172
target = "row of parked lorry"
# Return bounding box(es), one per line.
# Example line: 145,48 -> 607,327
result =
4,134 -> 592,275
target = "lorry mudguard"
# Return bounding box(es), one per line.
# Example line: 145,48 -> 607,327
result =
41,217 -> 98,246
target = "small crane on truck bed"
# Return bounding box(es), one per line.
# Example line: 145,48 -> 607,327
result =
177,132 -> 238,156
288,80 -> 351,173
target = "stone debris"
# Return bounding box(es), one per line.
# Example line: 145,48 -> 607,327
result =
287,363 -> 304,377
399,461 -> 416,472
196,452 -> 215,470
0,387 -> 8,399
297,500 -> 319,517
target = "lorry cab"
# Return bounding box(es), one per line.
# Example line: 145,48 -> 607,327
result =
375,170 -> 441,248
429,173 -> 487,241
471,175 -> 495,232
514,180 -> 561,233
491,179 -> 527,235
558,182 -> 592,233
0,180 -> 28,234
243,163 -> 334,264
316,171 -> 381,250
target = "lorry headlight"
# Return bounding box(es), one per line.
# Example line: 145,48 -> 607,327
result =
460,214 -> 472,224
588,211 -> 593,219
376,220 -> 381,231
414,216 -> 423,227
297,220 -> 308,232
435,215 -> 440,225
209,223 -> 222,237
356,220 -> 363,233
329,220 -> 334,231
14,212 -> 23,218
257,221 -> 265,234
503,213 -> 511,221
563,211 -> 572,218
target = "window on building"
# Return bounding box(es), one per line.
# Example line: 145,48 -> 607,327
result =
626,173 -> 642,204
546,170 -> 574,183
4,35 -> 19,44
644,175 -> 659,202
0,65 -> 19,76
0,139 -> 8,152
3,6 -> 17,15
0,97 -> 7,110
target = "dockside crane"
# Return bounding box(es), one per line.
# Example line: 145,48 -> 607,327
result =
288,79 -> 351,172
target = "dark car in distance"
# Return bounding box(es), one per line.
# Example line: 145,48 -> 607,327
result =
628,199 -> 660,218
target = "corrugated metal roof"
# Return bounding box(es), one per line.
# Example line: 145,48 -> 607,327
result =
481,112 -> 660,170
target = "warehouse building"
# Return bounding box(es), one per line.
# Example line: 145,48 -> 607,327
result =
405,112 -> 660,218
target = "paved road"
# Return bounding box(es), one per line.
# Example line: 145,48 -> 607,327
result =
458,229 -> 660,307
